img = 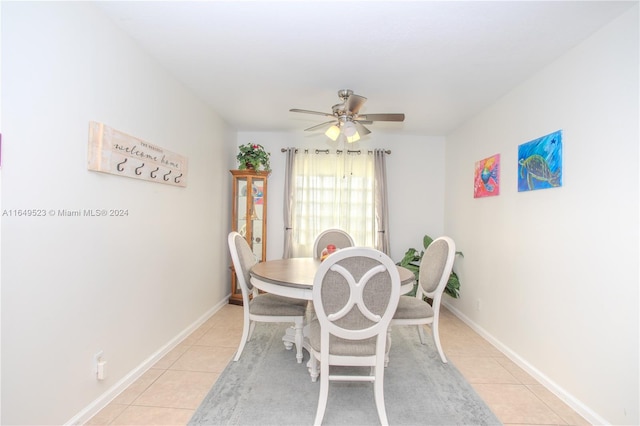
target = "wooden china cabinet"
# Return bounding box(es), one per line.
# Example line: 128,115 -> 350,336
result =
229,169 -> 269,305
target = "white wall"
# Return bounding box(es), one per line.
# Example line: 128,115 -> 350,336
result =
236,131 -> 447,263
444,6 -> 639,425
1,3 -> 233,424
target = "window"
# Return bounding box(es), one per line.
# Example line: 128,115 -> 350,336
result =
290,150 -> 375,257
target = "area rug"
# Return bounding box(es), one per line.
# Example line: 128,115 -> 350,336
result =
189,323 -> 501,425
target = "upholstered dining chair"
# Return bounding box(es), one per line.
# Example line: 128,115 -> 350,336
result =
389,236 -> 456,364
308,247 -> 401,426
227,232 -> 307,363
312,228 -> 355,259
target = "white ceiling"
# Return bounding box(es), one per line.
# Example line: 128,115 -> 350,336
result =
96,1 -> 636,136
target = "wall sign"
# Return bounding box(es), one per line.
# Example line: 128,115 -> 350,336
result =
88,121 -> 188,187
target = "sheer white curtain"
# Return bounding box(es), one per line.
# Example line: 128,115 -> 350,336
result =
289,150 -> 376,257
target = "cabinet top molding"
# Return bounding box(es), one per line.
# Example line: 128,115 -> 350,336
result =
230,169 -> 271,177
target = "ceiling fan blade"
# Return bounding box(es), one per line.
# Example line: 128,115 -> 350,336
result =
304,121 -> 337,132
354,121 -> 371,136
346,94 -> 367,114
357,113 -> 405,122
290,108 -> 335,118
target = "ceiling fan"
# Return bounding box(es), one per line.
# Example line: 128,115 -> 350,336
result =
289,89 -> 405,143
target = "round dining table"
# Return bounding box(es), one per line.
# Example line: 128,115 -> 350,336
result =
249,257 -> 416,300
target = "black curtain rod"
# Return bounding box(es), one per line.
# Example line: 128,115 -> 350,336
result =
280,148 -> 391,154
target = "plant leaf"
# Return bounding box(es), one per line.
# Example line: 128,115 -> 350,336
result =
422,235 -> 434,249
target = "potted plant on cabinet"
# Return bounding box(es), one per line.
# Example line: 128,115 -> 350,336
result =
398,234 -> 463,300
236,143 -> 271,171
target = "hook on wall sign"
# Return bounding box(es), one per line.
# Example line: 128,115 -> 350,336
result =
174,173 -> 183,184
135,163 -> 145,175
150,167 -> 159,179
163,170 -> 172,181
116,158 -> 128,172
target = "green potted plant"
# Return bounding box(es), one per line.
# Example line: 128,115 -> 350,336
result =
236,143 -> 271,171
398,234 -> 463,299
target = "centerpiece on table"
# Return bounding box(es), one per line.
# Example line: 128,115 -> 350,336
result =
236,143 -> 271,172
320,244 -> 337,261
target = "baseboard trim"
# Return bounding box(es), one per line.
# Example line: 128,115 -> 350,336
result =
66,297 -> 230,425
442,301 -> 608,425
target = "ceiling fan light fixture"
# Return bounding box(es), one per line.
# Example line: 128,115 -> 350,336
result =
342,121 -> 357,137
291,89 -> 404,140
342,120 -> 360,143
346,132 -> 361,143
325,124 -> 341,141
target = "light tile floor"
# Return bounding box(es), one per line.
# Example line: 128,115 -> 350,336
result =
86,304 -> 589,425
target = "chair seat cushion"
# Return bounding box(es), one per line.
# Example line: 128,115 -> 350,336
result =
249,293 -> 307,316
393,295 -> 434,320
308,319 -> 377,356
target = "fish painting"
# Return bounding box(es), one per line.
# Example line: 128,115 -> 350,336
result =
481,160 -> 499,191
518,130 -> 563,192
474,154 -> 500,198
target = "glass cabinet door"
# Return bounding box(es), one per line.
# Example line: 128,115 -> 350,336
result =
235,176 -> 248,241
250,177 -> 265,260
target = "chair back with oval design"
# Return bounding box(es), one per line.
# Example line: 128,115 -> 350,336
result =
310,247 -> 400,426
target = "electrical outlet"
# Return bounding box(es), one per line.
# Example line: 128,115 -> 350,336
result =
94,350 -> 105,380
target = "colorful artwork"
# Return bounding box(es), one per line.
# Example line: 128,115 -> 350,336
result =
518,130 -> 563,192
474,154 -> 500,198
